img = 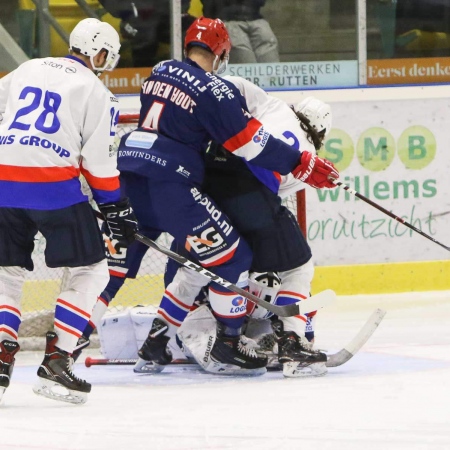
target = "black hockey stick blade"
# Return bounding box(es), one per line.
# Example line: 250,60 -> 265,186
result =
135,232 -> 336,317
334,180 -> 450,252
326,308 -> 386,367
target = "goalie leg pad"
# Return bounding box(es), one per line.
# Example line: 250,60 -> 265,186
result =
178,306 -> 266,376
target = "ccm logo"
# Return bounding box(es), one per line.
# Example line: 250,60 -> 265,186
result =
106,208 -> 133,219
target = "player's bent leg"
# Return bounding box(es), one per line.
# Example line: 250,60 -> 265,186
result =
54,260 -> 109,352
181,233 -> 266,375
34,260 -> 109,403
134,317 -> 173,374
275,260 -> 327,377
276,259 -> 315,336
82,233 -> 153,341
205,285 -> 267,375
178,304 -> 267,376
134,267 -> 208,374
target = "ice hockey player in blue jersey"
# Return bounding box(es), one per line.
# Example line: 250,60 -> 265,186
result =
112,17 -> 339,375
77,93 -> 335,378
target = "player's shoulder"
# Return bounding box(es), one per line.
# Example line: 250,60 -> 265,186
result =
223,75 -> 266,96
200,72 -> 242,104
223,75 -> 255,90
150,58 -> 209,90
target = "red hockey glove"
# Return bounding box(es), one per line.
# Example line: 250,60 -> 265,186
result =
292,152 -> 339,189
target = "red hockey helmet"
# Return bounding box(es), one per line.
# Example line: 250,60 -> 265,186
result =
184,17 -> 231,59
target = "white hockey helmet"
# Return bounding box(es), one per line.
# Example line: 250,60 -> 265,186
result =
248,272 -> 281,320
295,97 -> 332,138
69,18 -> 121,72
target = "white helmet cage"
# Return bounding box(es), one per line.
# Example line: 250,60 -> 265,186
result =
295,97 -> 332,138
69,18 -> 121,72
248,272 -> 282,320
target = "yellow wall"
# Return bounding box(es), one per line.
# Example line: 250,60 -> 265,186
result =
312,260 -> 450,295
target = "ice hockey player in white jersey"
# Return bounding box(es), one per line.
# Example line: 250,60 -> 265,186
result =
0,18 -> 138,404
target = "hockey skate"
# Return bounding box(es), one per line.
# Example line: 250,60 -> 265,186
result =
33,331 -> 91,404
273,320 -> 328,378
0,340 -> 20,402
256,333 -> 282,370
204,322 -> 268,376
134,318 -> 173,374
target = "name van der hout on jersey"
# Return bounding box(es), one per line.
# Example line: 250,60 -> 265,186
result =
141,64 -> 235,113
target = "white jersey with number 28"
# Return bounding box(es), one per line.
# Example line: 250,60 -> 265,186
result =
0,56 -> 121,210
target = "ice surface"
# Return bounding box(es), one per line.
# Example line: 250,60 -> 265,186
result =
2,291 -> 450,450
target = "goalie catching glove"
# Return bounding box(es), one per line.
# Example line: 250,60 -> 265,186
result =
292,151 -> 339,189
99,198 -> 138,246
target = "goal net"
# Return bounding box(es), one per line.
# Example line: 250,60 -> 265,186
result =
19,114 -> 306,349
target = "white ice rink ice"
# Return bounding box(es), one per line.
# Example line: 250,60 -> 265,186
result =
2,291 -> 450,450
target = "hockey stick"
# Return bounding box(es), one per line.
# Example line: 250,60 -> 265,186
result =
94,210 -> 335,317
86,309 -> 386,369
134,232 -> 336,317
334,180 -> 450,252
85,357 -> 192,367
326,308 -> 386,367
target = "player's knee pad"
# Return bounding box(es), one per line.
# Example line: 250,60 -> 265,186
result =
166,267 -> 209,306
62,259 -> 109,296
277,259 -> 315,336
208,286 -> 247,324
278,258 -> 315,298
0,266 -> 26,304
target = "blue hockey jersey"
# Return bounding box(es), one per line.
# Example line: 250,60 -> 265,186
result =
119,58 -> 301,177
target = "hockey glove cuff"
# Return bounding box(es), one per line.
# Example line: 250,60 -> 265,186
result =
292,151 -> 339,189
